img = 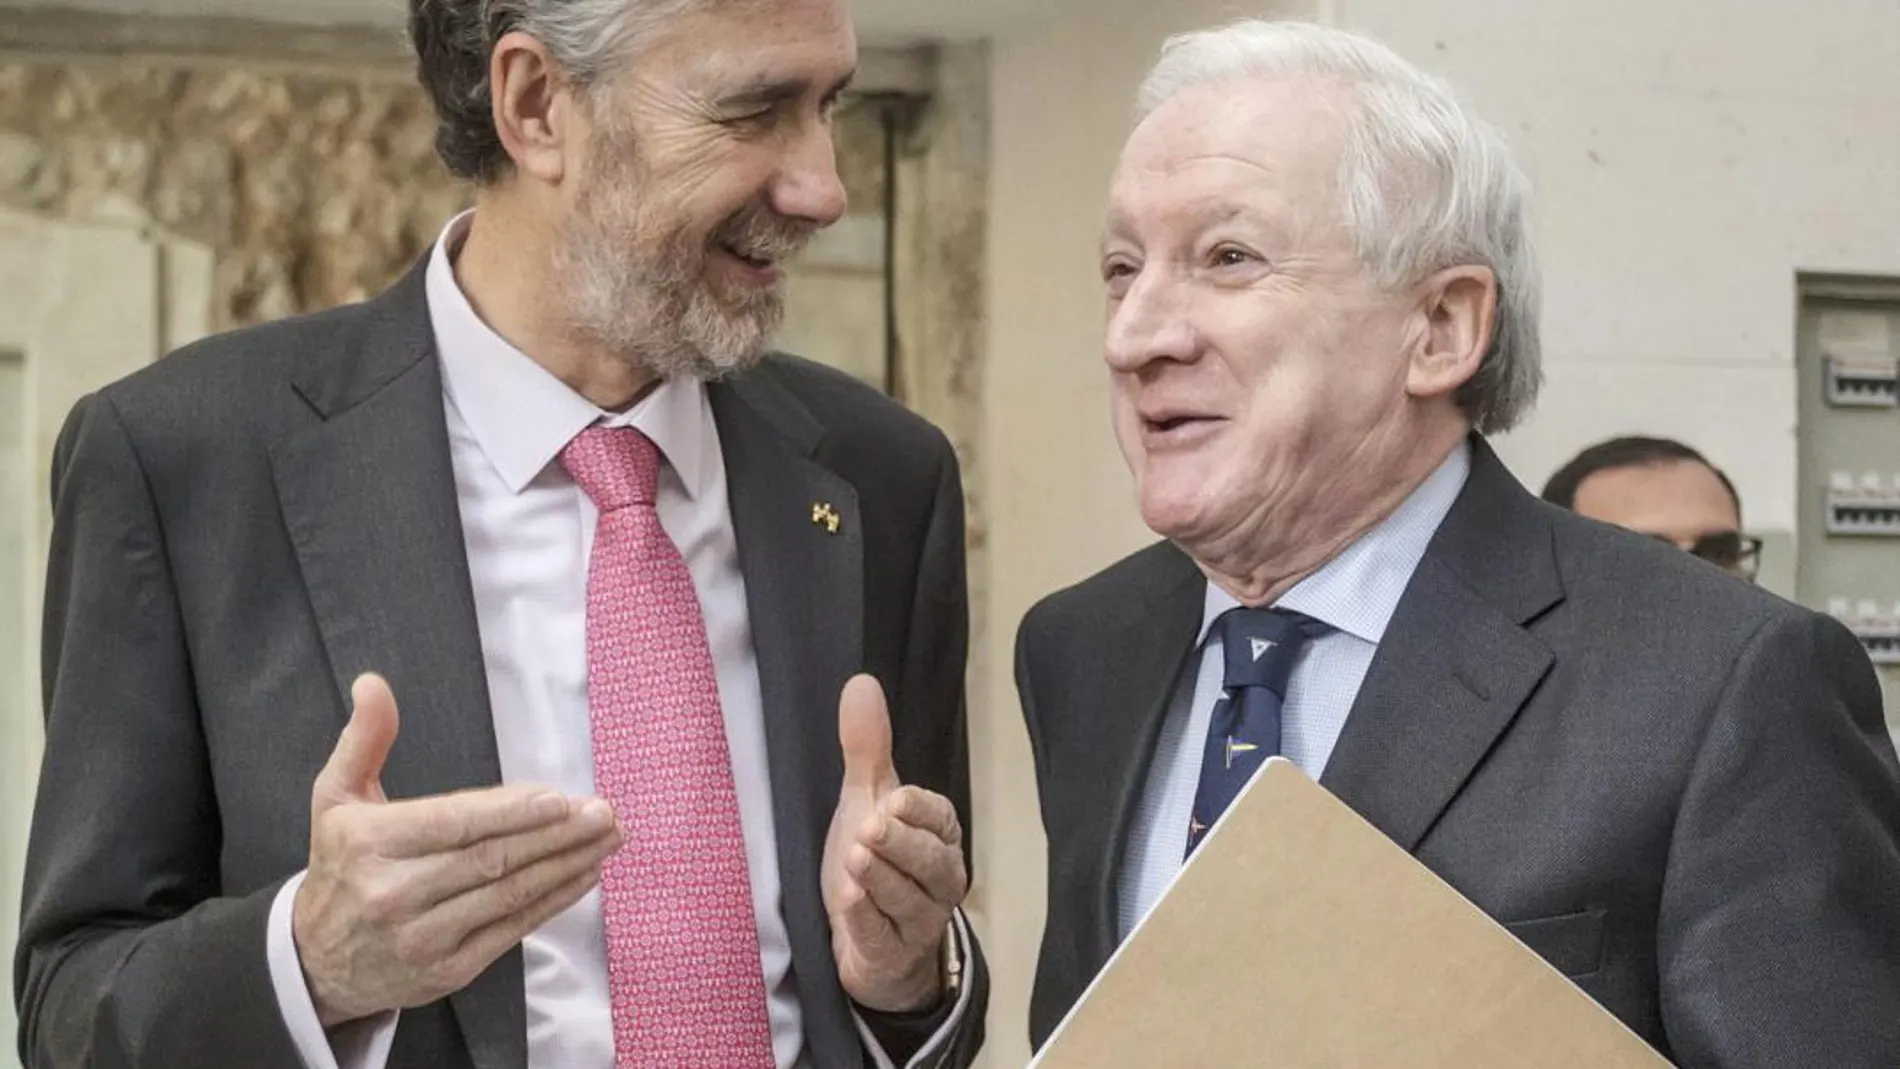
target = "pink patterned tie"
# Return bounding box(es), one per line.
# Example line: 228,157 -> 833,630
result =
560,426 -> 776,1068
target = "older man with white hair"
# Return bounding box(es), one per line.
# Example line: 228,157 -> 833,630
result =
1017,20 -> 1900,1067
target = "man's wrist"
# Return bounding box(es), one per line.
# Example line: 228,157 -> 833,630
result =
857,960 -> 945,1015
292,883 -> 363,1031
853,921 -> 966,1067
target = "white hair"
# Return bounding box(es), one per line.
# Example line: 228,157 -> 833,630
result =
1136,20 -> 1543,433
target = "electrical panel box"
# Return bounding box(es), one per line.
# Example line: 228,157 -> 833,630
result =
1824,354 -> 1900,408
1828,599 -> 1900,666
1824,471 -> 1900,536
1798,277 -> 1900,731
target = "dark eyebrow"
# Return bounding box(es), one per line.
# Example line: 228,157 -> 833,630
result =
716,69 -> 856,112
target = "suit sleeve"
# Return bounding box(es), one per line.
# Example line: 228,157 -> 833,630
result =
895,436 -> 975,875
14,393 -> 306,1067
1014,613 -> 1050,815
861,436 -> 987,1069
1013,610 -> 1066,1054
1658,610 -> 1900,1069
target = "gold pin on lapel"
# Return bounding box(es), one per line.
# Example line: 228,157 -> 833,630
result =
811,502 -> 842,535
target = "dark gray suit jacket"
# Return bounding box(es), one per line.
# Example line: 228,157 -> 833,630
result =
15,261 -> 987,1069
1018,438 -> 1900,1067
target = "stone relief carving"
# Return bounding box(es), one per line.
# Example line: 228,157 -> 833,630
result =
0,61 -> 468,329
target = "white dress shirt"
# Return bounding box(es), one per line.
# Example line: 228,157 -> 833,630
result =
1117,443 -> 1472,938
265,212 -> 966,1069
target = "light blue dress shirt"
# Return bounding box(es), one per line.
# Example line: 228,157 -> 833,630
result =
1116,443 -> 1473,939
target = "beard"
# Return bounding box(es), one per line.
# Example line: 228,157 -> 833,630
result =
554,134 -> 818,381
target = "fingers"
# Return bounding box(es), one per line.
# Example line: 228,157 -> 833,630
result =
838,674 -> 899,797
401,798 -> 619,907
859,809 -> 966,912
847,846 -> 942,945
418,823 -> 624,943
317,673 -> 401,807
373,785 -> 580,859
879,786 -> 963,848
829,866 -> 901,955
441,864 -> 603,1002
845,844 -> 948,945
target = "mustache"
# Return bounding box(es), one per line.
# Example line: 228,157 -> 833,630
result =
712,202 -> 819,263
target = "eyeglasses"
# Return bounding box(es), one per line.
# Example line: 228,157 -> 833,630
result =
1650,531 -> 1762,580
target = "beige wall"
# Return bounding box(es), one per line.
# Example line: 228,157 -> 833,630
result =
0,209 -> 211,1069
975,0 -> 1900,1062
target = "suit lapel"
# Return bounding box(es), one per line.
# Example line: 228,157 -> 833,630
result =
708,368 -> 865,1068
269,263 -> 523,1069
1320,438 -> 1563,852
1089,547 -> 1205,956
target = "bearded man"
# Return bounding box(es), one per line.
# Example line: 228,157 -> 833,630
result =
13,2 -> 986,1067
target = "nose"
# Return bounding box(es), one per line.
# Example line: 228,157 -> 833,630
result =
770,121 -> 848,228
1104,270 -> 1198,374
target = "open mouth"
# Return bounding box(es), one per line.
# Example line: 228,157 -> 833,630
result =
1145,414 -> 1219,433
1140,414 -> 1223,448
720,243 -> 776,270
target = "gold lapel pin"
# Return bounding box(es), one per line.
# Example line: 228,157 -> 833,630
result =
811,502 -> 842,535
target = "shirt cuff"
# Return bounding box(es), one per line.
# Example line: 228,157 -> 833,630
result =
851,909 -> 978,1069
266,870 -> 401,1069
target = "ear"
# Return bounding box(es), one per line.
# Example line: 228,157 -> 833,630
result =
490,30 -> 583,185
1405,264 -> 1497,402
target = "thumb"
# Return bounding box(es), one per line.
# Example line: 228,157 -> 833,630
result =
838,674 -> 899,798
317,672 -> 399,807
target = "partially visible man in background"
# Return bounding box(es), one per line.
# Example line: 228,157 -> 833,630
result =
15,0 -> 986,1067
1542,435 -> 1761,581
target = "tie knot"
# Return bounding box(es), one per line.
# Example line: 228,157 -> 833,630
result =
1217,608 -> 1328,696
560,426 -> 660,511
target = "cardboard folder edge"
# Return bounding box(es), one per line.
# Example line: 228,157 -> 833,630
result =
1027,757 -> 1671,1067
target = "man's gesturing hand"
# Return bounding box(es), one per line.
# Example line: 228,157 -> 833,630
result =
292,674 -> 623,1027
821,675 -> 969,1014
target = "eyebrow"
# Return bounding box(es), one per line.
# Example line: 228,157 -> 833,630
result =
1102,201 -> 1255,245
715,69 -> 857,112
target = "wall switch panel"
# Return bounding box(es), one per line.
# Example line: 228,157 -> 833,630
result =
1828,598 -> 1900,666
1824,353 -> 1900,408
1823,471 -> 1900,536
1798,283 -> 1900,728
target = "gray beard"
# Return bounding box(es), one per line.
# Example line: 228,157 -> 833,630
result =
555,208 -> 786,383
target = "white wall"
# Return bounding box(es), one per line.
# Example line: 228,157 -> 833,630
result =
0,212 -> 208,1069
1334,0 -> 1900,548
977,0 -> 1900,1062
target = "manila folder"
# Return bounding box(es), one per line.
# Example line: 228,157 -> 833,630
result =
1029,757 -> 1670,1068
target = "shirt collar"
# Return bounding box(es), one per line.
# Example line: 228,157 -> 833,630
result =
1197,441 -> 1472,646
426,211 -> 712,499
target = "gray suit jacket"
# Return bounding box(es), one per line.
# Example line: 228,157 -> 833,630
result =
15,261 -> 987,1069
1018,437 -> 1900,1067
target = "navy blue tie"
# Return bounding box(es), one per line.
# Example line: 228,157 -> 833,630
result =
1186,608 -> 1327,857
